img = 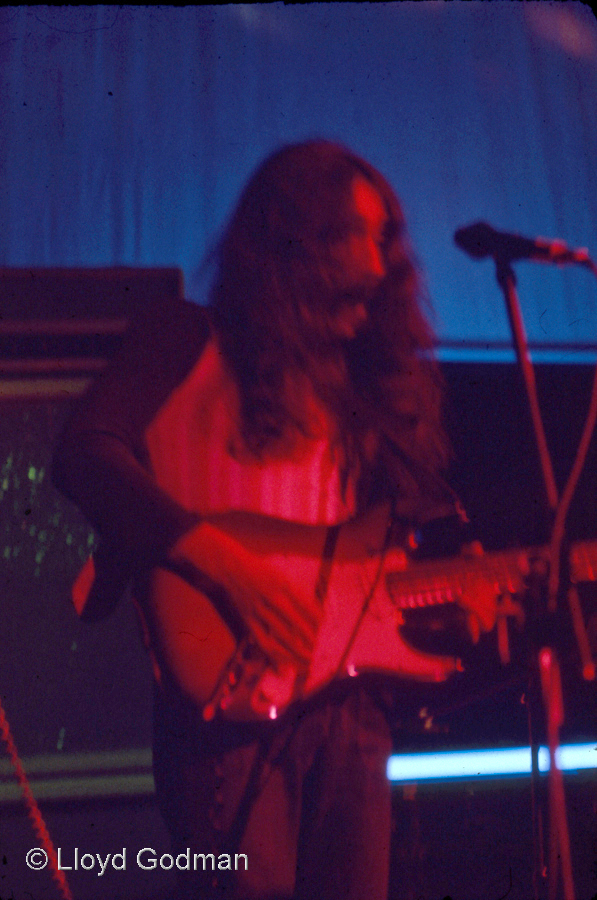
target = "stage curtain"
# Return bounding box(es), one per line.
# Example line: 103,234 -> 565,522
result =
1,3 -> 596,359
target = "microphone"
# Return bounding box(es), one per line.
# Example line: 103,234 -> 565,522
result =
454,221 -> 590,265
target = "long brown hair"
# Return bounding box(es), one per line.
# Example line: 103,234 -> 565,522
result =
209,139 -> 451,509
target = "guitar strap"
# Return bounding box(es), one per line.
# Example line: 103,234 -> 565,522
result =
332,508 -> 396,679
314,523 -> 342,605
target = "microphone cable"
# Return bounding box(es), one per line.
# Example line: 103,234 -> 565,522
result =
0,695 -> 74,900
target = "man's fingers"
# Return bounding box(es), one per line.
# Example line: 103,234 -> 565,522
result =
258,589 -> 321,635
238,585 -> 320,669
248,615 -> 311,670
466,612 -> 481,644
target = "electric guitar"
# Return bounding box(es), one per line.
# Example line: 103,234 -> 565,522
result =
74,506 -> 597,723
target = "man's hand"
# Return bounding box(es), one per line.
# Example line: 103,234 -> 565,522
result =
168,520 -> 323,672
459,541 -> 498,643
457,541 -> 526,648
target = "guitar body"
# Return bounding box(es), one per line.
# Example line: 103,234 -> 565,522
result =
147,566 -> 238,712
144,505 -> 463,722
74,495 -> 595,722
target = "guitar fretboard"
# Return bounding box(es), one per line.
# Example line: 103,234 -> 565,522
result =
385,539 -> 597,611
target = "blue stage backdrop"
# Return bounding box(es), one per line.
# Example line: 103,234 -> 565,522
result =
1,3 -> 597,360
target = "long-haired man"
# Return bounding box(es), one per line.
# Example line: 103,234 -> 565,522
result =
54,140 -> 493,899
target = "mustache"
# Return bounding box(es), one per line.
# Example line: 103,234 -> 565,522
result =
331,277 -> 385,310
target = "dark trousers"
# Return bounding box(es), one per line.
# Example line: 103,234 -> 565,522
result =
153,683 -> 392,900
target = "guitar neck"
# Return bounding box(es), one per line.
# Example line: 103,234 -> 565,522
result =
385,539 -> 597,610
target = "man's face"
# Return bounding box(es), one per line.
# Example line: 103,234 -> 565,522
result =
327,175 -> 389,340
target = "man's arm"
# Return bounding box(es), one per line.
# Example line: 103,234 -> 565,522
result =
53,299 -> 322,664
52,296 -> 210,567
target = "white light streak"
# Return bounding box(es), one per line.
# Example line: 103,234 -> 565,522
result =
387,742 -> 597,782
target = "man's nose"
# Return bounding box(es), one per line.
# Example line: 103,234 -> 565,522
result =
365,236 -> 386,280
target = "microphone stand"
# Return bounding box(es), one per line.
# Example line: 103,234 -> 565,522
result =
495,260 -> 559,513
494,257 -> 575,900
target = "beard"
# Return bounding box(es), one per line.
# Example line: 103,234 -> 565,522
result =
299,278 -> 384,352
